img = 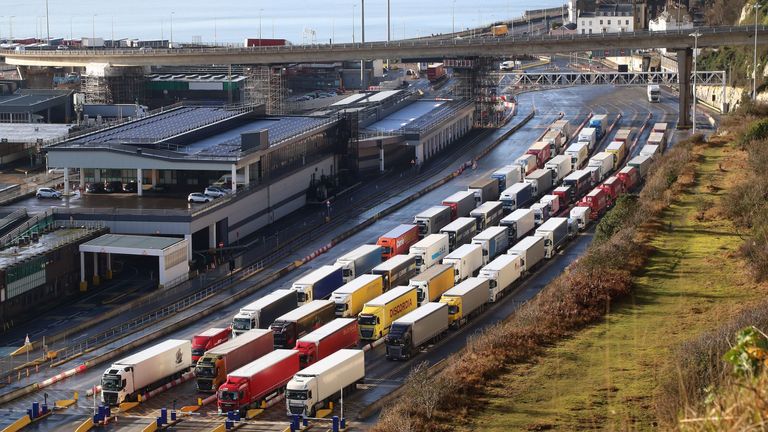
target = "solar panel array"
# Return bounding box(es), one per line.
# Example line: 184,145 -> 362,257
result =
194,117 -> 330,156
70,107 -> 237,146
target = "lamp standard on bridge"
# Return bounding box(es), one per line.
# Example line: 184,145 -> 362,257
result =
259,9 -> 264,45
8,16 -> 13,42
754,3 -> 761,100
452,0 -> 456,34
689,31 -> 702,134
91,14 -> 96,45
170,12 -> 174,48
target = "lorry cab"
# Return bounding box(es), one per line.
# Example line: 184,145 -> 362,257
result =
191,327 -> 230,362
101,366 -> 131,405
384,322 -> 413,359
217,376 -> 249,413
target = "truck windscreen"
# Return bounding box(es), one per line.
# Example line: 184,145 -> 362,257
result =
232,318 -> 251,331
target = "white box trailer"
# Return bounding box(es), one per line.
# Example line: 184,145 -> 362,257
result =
507,235 -> 546,273
588,152 -> 616,181
515,153 -> 538,175
535,217 -> 570,259
409,234 -> 450,273
628,154 -> 653,177
640,144 -> 661,159
540,194 -> 561,215
478,254 -> 522,302
441,190 -> 476,219
491,165 -> 524,192
414,206 -> 452,237
469,201 -> 505,232
542,129 -> 565,154
500,208 -> 536,243
578,128 -> 597,150
530,202 -> 551,227
285,349 -> 364,417
545,155 -> 572,183
440,217 -> 477,251
570,206 -> 591,230
647,132 -> 667,148
101,339 -> 192,405
442,243 -> 483,283
549,119 -> 573,140
565,142 -> 589,170
385,302 -> 449,360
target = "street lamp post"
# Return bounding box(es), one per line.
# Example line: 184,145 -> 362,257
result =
9,16 -> 14,42
452,0 -> 456,34
45,0 -> 50,44
259,9 -> 263,46
91,14 -> 96,44
360,0 -> 365,89
690,31 -> 701,134
352,4 -> 356,43
754,4 -> 761,100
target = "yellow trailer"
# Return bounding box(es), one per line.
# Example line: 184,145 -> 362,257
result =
330,274 -> 384,318
491,24 -> 508,36
408,264 -> 455,306
357,286 -> 418,341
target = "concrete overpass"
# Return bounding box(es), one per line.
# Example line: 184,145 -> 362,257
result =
4,25 -> 764,128
2,25 -> 766,68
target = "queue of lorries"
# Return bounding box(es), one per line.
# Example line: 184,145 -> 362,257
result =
98,115 -> 668,419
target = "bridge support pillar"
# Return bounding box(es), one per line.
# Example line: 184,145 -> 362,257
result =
676,48 -> 693,129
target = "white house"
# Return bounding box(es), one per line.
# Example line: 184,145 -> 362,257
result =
578,4 -> 635,34
649,6 -> 693,53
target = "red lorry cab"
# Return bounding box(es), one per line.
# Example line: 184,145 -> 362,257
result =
192,327 -> 231,362
598,176 -> 624,203
577,188 -> 609,219
616,166 -> 640,191
377,224 -> 420,260
217,349 -> 300,415
294,318 -> 359,367
552,185 -> 573,206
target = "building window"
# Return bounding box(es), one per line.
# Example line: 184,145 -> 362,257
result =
608,19 -> 611,25
589,28 -> 592,34
599,19 -> 603,25
626,19 -> 630,25
582,29 -> 585,34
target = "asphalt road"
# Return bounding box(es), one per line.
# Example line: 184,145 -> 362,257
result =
0,84 -> 688,431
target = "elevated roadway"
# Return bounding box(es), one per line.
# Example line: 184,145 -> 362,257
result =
2,25 -> 767,68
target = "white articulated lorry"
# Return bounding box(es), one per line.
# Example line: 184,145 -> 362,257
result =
101,339 -> 192,405
285,349 -> 365,417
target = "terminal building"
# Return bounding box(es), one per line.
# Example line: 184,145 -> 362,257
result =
45,104 -> 343,258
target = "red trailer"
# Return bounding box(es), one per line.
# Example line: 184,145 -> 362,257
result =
244,38 -> 289,47
377,224 -> 420,260
577,188 -> 609,219
426,63 -> 446,82
598,176 -> 624,203
191,327 -> 231,362
294,318 -> 359,367
217,349 -> 300,415
526,142 -> 551,169
616,166 -> 640,191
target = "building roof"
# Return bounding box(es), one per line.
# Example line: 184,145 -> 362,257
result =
0,227 -> 96,269
0,123 -> 72,143
147,73 -> 248,83
0,89 -> 71,110
81,233 -> 183,251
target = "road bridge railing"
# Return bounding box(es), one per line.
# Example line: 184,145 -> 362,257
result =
3,25 -> 768,65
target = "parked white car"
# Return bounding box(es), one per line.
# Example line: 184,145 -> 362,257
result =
188,193 -> 212,203
204,186 -> 231,198
36,188 -> 62,199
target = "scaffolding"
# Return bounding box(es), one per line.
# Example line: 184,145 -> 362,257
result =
448,57 -> 503,128
244,66 -> 286,115
82,67 -> 146,105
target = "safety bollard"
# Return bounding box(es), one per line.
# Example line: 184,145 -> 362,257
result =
171,410 -> 177,421
233,411 -> 240,422
226,411 -> 233,421
341,417 -> 346,429
41,404 -> 48,415
292,414 -> 300,430
160,408 -> 168,424
105,405 -> 111,418
156,417 -> 162,427
225,420 -> 233,430
27,409 -> 33,420
32,401 -> 40,418
302,417 -> 309,427
332,416 -> 339,432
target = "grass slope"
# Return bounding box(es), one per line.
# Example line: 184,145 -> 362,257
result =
456,141 -> 765,431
